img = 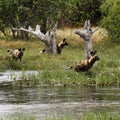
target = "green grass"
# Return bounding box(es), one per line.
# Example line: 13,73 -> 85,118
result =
45,112 -> 120,120
0,30 -> 120,87
1,112 -> 120,120
0,114 -> 36,120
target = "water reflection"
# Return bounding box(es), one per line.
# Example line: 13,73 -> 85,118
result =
0,71 -> 120,119
0,85 -> 95,104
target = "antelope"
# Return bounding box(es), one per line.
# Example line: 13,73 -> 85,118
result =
69,50 -> 99,72
7,48 -> 25,62
40,38 -> 68,54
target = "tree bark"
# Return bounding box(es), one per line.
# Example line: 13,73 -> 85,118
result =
74,20 -> 98,59
12,22 -> 58,55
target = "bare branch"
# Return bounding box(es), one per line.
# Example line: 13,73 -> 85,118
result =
84,20 -> 88,30
92,27 -> 98,34
52,21 -> 58,32
13,25 -> 47,42
74,29 -> 85,38
84,20 -> 90,30
20,27 -> 31,33
87,20 -> 90,29
12,28 -> 20,31
35,24 -> 40,33
28,26 -> 33,31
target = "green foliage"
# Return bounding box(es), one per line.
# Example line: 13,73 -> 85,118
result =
0,0 -> 102,37
100,0 -> 120,42
69,0 -> 102,25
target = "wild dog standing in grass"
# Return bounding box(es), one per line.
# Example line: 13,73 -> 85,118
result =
7,48 -> 25,62
69,50 -> 99,72
40,38 -> 68,54
57,38 -> 68,54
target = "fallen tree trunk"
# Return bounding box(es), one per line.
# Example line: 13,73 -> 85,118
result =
12,22 -> 58,55
74,20 -> 98,59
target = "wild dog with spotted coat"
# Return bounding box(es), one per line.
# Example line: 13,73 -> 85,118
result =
69,50 -> 99,72
7,48 -> 25,62
40,38 -> 68,54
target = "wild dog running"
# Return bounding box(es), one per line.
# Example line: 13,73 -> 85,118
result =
68,50 -> 100,72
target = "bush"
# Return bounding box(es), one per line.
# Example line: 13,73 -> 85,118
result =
100,0 -> 120,42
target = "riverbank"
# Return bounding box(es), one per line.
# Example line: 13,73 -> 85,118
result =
0,28 -> 119,87
46,112 -> 120,120
1,112 -> 120,120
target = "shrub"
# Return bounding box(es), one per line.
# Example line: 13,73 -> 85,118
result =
100,0 -> 120,42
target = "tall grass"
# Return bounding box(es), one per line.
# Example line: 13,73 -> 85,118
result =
0,114 -> 36,120
0,28 -> 119,87
45,112 -> 120,120
1,112 -> 120,120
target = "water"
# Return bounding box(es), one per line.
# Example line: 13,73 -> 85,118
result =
0,70 -> 120,119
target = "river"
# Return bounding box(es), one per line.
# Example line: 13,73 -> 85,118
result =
0,70 -> 120,119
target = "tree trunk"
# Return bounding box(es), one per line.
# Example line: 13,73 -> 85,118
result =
12,22 -> 58,55
74,20 -> 98,59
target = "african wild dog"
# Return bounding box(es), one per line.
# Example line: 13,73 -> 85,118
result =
57,38 -> 68,54
69,50 -> 99,72
40,38 -> 68,54
7,48 -> 25,62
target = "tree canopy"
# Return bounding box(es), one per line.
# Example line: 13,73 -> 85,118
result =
0,0 -> 101,35
0,0 -> 120,42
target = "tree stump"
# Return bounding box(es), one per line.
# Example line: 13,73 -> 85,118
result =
74,20 -> 98,59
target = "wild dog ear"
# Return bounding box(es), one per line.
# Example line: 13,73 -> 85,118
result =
22,48 -> 25,51
93,50 -> 97,54
7,49 -> 10,52
63,38 -> 66,42
18,48 -> 21,51
90,51 -> 94,56
90,50 -> 97,56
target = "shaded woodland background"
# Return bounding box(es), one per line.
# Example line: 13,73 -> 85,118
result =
0,0 -> 120,42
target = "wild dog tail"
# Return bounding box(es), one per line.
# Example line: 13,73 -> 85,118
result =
66,66 -> 73,70
39,49 -> 46,54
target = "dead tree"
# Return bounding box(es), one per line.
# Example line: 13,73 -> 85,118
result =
74,20 -> 98,59
40,38 -> 68,54
12,22 -> 58,55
